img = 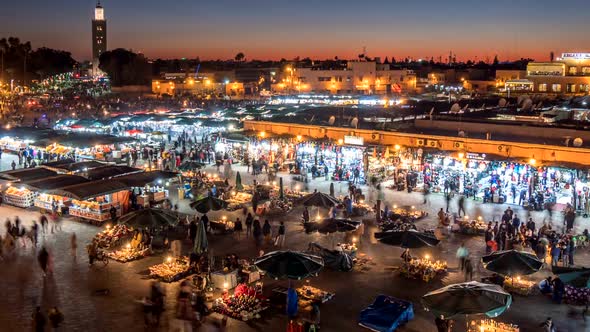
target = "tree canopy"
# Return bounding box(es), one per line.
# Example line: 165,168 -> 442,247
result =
99,48 -> 151,86
0,37 -> 76,83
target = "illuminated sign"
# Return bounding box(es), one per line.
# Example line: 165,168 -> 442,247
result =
561,53 -> 590,60
466,153 -> 486,160
344,135 -> 364,146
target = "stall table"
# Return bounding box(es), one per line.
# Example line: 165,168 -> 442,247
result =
468,319 -> 519,332
149,257 -> 193,282
211,269 -> 239,289
503,277 -> 536,296
400,258 -> 447,282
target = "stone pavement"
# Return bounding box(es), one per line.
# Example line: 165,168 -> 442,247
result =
0,162 -> 588,331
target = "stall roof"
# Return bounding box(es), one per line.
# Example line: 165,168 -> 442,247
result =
85,165 -> 143,180
115,171 -> 179,187
22,175 -> 89,191
0,168 -> 58,182
47,179 -> 129,200
40,159 -> 76,168
56,161 -> 107,173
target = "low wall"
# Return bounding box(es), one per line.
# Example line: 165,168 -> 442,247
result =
415,119 -> 590,142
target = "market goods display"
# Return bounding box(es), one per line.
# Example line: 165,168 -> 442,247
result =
209,218 -> 235,234
226,192 -> 252,210
106,246 -> 149,263
341,243 -> 358,257
284,188 -> 308,201
391,207 -> 427,220
351,202 -> 373,216
297,285 -> 334,303
93,225 -> 133,249
265,199 -> 292,215
564,285 -> 590,305
149,257 -> 192,282
468,319 -> 519,332
503,277 -> 536,296
213,284 -> 268,321
455,219 -> 487,235
400,258 -> 447,282
4,187 -> 36,208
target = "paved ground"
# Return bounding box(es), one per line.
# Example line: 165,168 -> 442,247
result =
0,159 -> 589,331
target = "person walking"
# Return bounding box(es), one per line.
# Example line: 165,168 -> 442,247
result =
40,214 -> 48,234
70,233 -> 77,260
245,213 -> 253,238
253,219 -> 262,248
262,219 -> 271,245
48,306 -> 64,331
457,195 -> 465,217
32,306 -> 46,332
456,242 -> 469,271
550,243 -> 561,267
276,221 -> 286,247
234,217 -> 243,240
31,221 -> 39,247
150,281 -> 165,327
38,246 -> 49,277
464,257 -> 474,281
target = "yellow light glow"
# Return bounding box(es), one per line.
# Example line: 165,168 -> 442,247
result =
259,131 -> 266,138
296,135 -> 302,141
167,256 -> 172,263
126,243 -> 131,249
425,254 -> 430,260
337,138 -> 343,145
458,152 -> 465,159
529,158 -> 536,166
394,144 -> 401,150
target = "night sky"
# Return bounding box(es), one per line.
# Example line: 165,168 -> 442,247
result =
3,0 -> 590,61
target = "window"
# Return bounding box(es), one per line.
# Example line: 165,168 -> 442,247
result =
583,67 -> 590,75
569,67 -> 577,75
580,84 -> 589,92
346,76 -> 352,82
318,77 -> 331,82
552,84 -> 562,92
335,76 -> 343,82
538,84 -> 547,92
567,84 -> 576,93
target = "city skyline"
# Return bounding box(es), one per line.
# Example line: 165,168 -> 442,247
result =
2,0 -> 590,62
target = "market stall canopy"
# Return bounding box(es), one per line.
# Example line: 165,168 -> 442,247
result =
552,266 -> 590,288
421,281 -> 512,318
359,295 -> 415,332
254,250 -> 324,280
306,242 -> 353,272
304,218 -> 361,234
85,165 -> 143,180
189,196 -> 228,213
299,191 -> 340,208
375,229 -> 440,249
40,159 -> 76,169
481,250 -> 543,277
178,161 -> 205,171
118,208 -> 178,229
0,167 -> 58,182
47,179 -> 129,200
56,160 -> 106,173
21,175 -> 89,191
35,132 -> 136,148
116,171 -> 179,187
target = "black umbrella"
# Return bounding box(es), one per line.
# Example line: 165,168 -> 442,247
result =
254,250 -> 324,280
299,191 -> 340,208
481,250 -> 543,277
422,282 -> 512,318
552,266 -> 590,288
304,218 -> 361,234
178,160 -> 204,171
118,208 -> 178,229
375,229 -> 440,248
190,196 -> 228,213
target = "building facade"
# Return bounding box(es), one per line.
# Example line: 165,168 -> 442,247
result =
271,61 -> 417,95
91,1 -> 107,76
518,53 -> 590,94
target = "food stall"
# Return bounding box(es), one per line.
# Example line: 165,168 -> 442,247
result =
3,186 -> 37,208
209,216 -> 235,234
225,191 -> 252,211
213,284 -> 269,321
468,319 -> 519,332
453,216 -> 487,235
503,277 -> 536,296
107,243 -> 150,262
46,179 -> 130,224
400,257 -> 448,282
93,224 -> 133,249
149,256 -> 193,282
116,170 -> 178,206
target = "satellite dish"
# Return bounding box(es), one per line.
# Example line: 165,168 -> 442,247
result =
328,116 -> 335,125
573,138 -> 583,147
521,99 -> 533,111
450,103 -> 461,113
350,117 -> 358,128
498,98 -> 507,107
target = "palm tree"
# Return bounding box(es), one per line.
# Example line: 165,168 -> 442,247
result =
234,52 -> 245,63
21,41 -> 31,86
0,38 -> 7,82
